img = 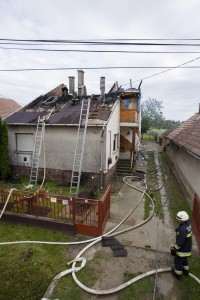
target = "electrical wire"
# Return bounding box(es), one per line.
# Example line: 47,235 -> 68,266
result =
131,55 -> 200,83
2,38 -> 200,46
2,46 -> 200,54
1,66 -> 200,72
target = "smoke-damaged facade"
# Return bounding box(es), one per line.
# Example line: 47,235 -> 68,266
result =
5,71 -> 141,188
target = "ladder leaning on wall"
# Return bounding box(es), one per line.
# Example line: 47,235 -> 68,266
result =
29,116 -> 45,185
69,98 -> 91,197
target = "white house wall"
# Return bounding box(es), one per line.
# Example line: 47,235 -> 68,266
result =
42,126 -> 104,173
7,102 -> 120,176
105,100 -> 120,172
166,142 -> 200,200
8,125 -> 104,174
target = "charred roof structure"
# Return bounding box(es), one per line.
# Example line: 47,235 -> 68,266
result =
6,79 -> 130,126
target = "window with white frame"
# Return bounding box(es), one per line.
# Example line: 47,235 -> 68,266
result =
113,133 -> 119,151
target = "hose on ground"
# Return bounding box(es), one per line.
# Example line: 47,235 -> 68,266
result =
0,176 -> 199,299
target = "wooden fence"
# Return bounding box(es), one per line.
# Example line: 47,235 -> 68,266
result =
0,186 -> 111,237
192,193 -> 200,251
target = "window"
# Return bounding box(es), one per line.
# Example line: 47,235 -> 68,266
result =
16,133 -> 34,152
123,99 -> 132,109
113,134 -> 119,151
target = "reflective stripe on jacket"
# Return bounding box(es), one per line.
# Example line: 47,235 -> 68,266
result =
174,220 -> 192,257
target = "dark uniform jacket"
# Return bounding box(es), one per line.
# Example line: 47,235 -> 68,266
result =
174,220 -> 192,257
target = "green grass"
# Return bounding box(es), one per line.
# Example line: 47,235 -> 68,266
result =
1,177 -> 103,199
119,272 -> 163,300
144,151 -> 200,300
1,177 -> 71,195
158,152 -> 200,300
158,152 -> 192,223
144,151 -> 163,220
0,222 -> 96,300
50,261 -> 97,300
142,134 -> 156,141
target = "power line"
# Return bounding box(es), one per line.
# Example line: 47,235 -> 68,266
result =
131,56 -> 200,83
1,66 -> 200,72
2,46 -> 200,54
1,38 -> 200,46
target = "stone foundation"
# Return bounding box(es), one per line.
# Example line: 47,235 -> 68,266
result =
10,165 -> 116,189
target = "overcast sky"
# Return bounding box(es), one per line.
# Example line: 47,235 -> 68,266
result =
1,0 -> 200,121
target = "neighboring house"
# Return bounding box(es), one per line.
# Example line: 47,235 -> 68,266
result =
0,97 -> 21,119
5,70 -> 141,188
163,108 -> 200,201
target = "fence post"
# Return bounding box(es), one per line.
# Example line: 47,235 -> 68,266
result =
98,200 -> 102,236
71,197 -> 75,224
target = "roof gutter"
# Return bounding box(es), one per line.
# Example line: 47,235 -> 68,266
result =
6,123 -> 105,127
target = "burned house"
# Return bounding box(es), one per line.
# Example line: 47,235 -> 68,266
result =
5,70 -> 141,188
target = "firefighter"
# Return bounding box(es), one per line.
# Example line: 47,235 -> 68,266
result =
171,211 -> 192,280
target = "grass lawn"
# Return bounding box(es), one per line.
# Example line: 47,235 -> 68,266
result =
0,152 -> 199,299
0,177 -> 71,195
0,222 -> 97,300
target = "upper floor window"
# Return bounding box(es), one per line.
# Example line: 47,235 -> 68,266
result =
123,99 -> 132,109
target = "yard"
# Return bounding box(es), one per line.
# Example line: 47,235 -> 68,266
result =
0,145 -> 199,299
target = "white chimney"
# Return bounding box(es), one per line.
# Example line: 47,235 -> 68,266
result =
77,70 -> 84,97
68,76 -> 75,94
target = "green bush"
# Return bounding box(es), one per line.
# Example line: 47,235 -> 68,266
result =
0,117 -> 10,179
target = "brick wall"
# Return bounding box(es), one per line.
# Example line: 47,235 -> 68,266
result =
10,165 -> 114,190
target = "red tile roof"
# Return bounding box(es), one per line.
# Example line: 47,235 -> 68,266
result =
0,97 -> 21,119
166,113 -> 200,158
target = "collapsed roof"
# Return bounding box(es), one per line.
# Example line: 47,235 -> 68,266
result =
5,83 -> 140,126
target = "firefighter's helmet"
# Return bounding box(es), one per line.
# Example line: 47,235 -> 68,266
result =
176,211 -> 189,221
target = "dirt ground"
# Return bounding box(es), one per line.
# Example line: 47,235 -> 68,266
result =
65,141 -> 199,300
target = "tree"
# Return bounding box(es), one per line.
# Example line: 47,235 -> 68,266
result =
0,117 -> 10,179
163,119 -> 181,129
141,98 -> 182,136
141,115 -> 151,136
141,98 -> 164,130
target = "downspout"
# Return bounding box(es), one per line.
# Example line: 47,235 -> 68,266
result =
107,130 -> 112,170
100,127 -> 105,189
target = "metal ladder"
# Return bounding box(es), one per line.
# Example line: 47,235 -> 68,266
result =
29,116 -> 45,185
69,98 -> 91,197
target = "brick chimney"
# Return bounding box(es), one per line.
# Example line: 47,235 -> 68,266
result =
77,70 -> 84,97
68,76 -> 75,94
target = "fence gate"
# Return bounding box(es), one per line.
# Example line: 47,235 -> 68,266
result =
73,186 -> 111,237
73,198 -> 100,236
